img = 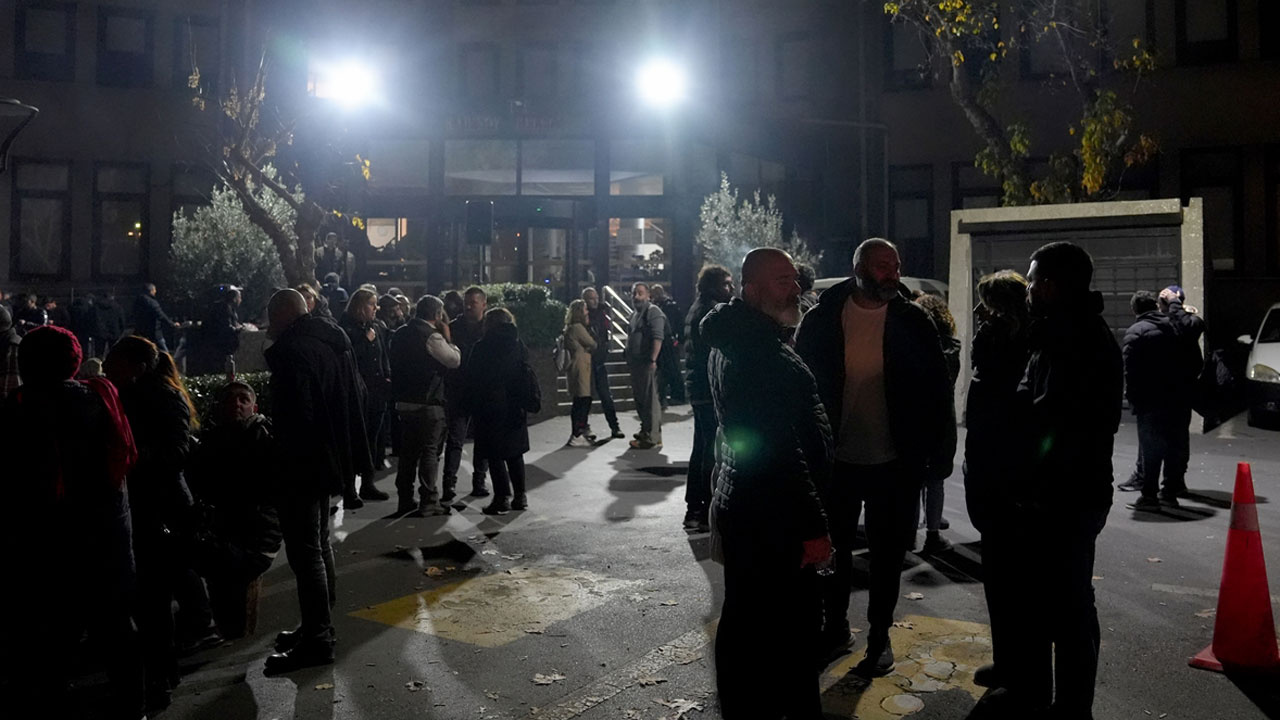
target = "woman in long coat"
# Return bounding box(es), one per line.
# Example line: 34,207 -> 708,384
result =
562,299 -> 596,446
464,308 -> 536,515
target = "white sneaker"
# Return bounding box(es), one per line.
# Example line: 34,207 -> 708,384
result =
567,434 -> 592,448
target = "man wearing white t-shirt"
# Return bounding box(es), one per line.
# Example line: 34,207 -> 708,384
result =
795,238 -> 956,676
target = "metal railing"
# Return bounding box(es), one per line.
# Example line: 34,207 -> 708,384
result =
601,285 -> 632,354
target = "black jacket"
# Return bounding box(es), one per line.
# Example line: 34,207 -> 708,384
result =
69,297 -> 100,345
265,314 -> 371,497
118,378 -> 193,537
658,298 -> 684,343
1122,310 -> 1188,410
389,318 -> 449,407
132,293 -> 174,344
702,298 -> 832,547
463,323 -> 532,460
95,296 -> 125,343
340,313 -> 390,402
587,305 -> 613,365
445,315 -> 484,413
795,279 -> 956,477
1017,292 -> 1123,510
188,414 -> 282,557
683,294 -> 721,405
963,314 -> 1032,525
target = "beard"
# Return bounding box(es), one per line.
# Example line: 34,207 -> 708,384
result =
855,273 -> 899,303
764,297 -> 802,327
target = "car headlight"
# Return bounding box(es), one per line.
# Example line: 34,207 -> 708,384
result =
1250,364 -> 1280,383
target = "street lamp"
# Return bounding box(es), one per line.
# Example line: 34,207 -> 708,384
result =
635,58 -> 688,109
0,98 -> 39,174
308,59 -> 383,109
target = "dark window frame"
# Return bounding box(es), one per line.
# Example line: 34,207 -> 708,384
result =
721,36 -> 759,102
883,18 -> 932,91
1179,147 -> 1244,276
517,137 -> 596,197
889,164 -> 934,275
171,15 -> 220,91
775,32 -> 813,100
459,42 -> 502,99
92,161 -> 151,281
516,42 -> 558,98
10,157 -> 73,280
96,5 -> 156,87
170,162 -> 216,221
1174,0 -> 1237,66
950,161 -> 1001,210
14,1 -> 78,82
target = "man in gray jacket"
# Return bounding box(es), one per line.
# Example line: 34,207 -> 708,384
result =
627,282 -> 666,449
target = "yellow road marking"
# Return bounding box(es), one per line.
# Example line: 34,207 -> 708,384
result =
821,615 -> 992,718
349,566 -> 644,647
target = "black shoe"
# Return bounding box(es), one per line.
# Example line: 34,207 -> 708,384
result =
343,494 -> 364,510
263,643 -> 335,676
1127,495 -> 1160,511
482,498 -> 512,515
938,517 -> 950,530
856,637 -> 895,676
275,628 -> 301,652
973,662 -> 1003,688
630,438 -> 661,450
145,683 -> 172,714
1158,493 -> 1181,508
440,490 -> 457,505
511,495 -> 528,511
682,509 -> 704,531
1117,477 -> 1144,492
419,502 -> 450,516
610,428 -> 626,439
178,630 -> 224,656
395,501 -> 416,516
817,626 -> 854,665
922,532 -> 952,554
359,484 -> 390,501
469,486 -> 491,498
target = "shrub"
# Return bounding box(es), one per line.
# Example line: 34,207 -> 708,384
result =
474,283 -> 566,349
185,371 -> 272,424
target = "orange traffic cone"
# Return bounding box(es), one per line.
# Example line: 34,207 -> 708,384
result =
1189,462 -> 1280,674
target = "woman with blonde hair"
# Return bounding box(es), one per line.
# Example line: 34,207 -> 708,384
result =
562,299 -> 597,446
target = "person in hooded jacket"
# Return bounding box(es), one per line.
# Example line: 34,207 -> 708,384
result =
702,248 -> 833,720
912,293 -> 961,554
261,289 -> 371,675
340,288 -> 392,506
682,264 -> 734,532
463,308 -> 537,515
2,326 -> 143,720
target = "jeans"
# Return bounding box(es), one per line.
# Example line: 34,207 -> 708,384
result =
916,474 -> 946,532
277,494 -> 336,648
657,341 -> 685,404
716,529 -> 823,720
443,411 -> 489,492
488,455 -> 527,500
396,406 -> 448,506
685,402 -> 717,514
822,460 -> 921,638
591,362 -> 620,430
1135,406 -> 1191,498
570,396 -> 592,436
629,362 -> 662,443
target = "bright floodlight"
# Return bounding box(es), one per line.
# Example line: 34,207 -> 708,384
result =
636,59 -> 688,108
312,59 -> 381,108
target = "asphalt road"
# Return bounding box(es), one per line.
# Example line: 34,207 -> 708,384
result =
72,407 -> 1280,720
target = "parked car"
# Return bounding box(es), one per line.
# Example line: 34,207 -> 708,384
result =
1241,302 -> 1280,427
813,276 -> 950,301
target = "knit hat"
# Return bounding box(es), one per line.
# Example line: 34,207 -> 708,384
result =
19,325 -> 82,383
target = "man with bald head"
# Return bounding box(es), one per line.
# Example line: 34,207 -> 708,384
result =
796,238 -> 955,675
700,248 -> 833,718
262,288 -> 371,675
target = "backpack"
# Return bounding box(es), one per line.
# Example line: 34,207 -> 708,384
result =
519,360 -> 542,414
554,332 -> 571,373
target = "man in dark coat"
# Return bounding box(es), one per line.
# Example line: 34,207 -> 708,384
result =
795,238 -> 956,674
1001,241 -> 1122,717
463,309 -> 536,515
1118,290 -> 1189,509
95,293 -> 127,357
681,264 -> 734,532
132,283 -> 179,353
262,289 -> 370,675
702,248 -> 832,720
651,284 -> 685,406
442,286 -> 490,498
69,293 -> 100,356
583,287 -> 624,438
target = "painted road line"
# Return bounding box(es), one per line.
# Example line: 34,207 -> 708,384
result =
1151,583 -> 1280,604
515,625 -> 714,720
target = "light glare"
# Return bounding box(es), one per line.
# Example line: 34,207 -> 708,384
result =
636,59 -> 687,108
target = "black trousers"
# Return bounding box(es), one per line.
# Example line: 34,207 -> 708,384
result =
685,402 -> 717,513
443,411 -> 489,491
1135,405 -> 1191,498
657,341 -> 685,403
278,494 -> 336,648
821,460 -> 920,638
133,528 -> 179,694
591,362 -> 620,430
488,455 -> 527,500
716,529 -> 823,720
570,396 -> 592,435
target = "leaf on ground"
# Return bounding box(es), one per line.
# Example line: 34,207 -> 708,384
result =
314,683 -> 335,690
903,592 -> 925,601
660,600 -> 680,606
485,690 -> 500,700
425,566 -> 446,577
1092,576 -> 1104,581
654,697 -> 706,718
636,674 -> 668,687
1147,557 -> 1162,563
625,710 -> 643,719
394,544 -> 410,552
405,680 -> 427,692
501,553 -> 525,560
892,621 -> 915,630
524,627 -> 545,634
481,549 -> 500,556
532,672 -> 567,685
1194,608 -> 1216,618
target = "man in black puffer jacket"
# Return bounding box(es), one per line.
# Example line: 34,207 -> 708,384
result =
262,289 -> 370,676
703,248 -> 832,720
1118,290 -> 1189,508
795,238 -> 955,675
681,264 -> 734,532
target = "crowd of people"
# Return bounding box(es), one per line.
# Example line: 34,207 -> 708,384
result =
0,234 -> 1204,720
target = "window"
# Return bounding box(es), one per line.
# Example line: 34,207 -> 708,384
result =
367,139 -> 432,194
722,37 -> 757,102
171,163 -> 216,219
728,153 -> 761,193
884,19 -> 931,90
97,7 -> 154,87
460,43 -> 500,98
1181,149 -> 1241,273
560,43 -> 588,97
10,160 -> 72,279
520,140 -> 594,195
15,2 -> 77,82
445,140 -> 517,195
890,166 -> 933,276
94,163 -> 150,279
517,44 -> 557,98
952,163 -> 1000,209
776,34 -> 812,99
610,139 -> 664,195
609,217 -> 670,287
173,16 -> 219,91
1175,0 -> 1236,65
